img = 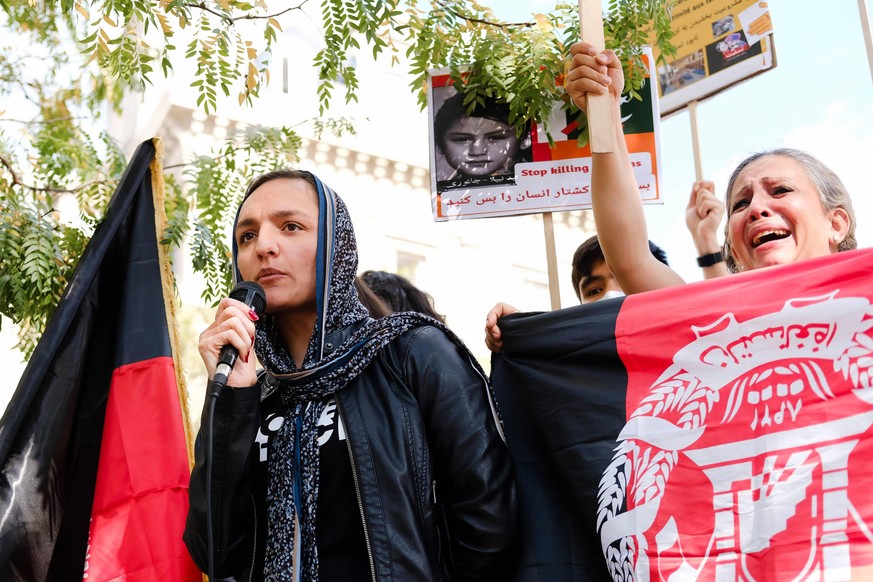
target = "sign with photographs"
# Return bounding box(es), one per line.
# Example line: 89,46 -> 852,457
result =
427,48 -> 662,222
656,0 -> 776,116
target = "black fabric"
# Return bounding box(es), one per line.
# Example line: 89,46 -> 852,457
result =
314,398 -> 370,582
491,297 -> 627,582
252,394 -> 370,581
0,140 -> 163,580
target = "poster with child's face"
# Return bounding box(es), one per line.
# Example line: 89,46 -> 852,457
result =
427,48 -> 662,221
431,81 -> 533,192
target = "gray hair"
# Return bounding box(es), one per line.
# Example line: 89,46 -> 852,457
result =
722,148 -> 856,272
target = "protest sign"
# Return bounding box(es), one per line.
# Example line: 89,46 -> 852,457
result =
428,49 -> 662,221
656,0 -> 776,116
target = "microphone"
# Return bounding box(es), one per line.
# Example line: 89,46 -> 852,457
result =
209,281 -> 267,397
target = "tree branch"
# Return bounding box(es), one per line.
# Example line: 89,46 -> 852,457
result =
27,180 -> 113,194
184,1 -> 310,26
231,2 -> 309,22
437,1 -> 536,29
24,180 -> 113,194
0,153 -> 23,186
0,116 -> 82,126
0,154 -> 111,194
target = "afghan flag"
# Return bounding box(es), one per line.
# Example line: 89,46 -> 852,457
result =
492,248 -> 873,581
0,139 -> 201,581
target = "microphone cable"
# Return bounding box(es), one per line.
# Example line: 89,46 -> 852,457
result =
205,391 -> 219,581
204,281 -> 266,580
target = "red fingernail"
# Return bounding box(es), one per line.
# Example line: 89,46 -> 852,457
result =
243,352 -> 249,363
248,309 -> 259,321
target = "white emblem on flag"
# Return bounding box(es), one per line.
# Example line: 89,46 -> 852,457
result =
597,292 -> 873,581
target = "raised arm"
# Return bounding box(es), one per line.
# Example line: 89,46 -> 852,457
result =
685,180 -> 730,279
565,42 -> 684,293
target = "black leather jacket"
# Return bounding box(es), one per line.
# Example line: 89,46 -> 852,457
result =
184,323 -> 518,581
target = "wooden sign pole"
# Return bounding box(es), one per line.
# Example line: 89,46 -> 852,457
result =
540,0 -> 613,311
543,213 -> 561,310
579,0 -> 615,153
859,0 -> 873,83
688,100 -> 704,181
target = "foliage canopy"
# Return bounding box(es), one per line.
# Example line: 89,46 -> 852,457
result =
0,0 -> 674,355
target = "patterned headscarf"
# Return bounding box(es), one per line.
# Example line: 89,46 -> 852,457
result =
231,171 -> 489,579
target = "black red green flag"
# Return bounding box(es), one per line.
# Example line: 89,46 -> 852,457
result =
493,248 -> 873,581
0,139 -> 201,581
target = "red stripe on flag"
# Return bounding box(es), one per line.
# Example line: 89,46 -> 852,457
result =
85,356 -> 200,581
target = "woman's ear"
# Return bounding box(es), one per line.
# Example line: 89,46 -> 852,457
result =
829,207 -> 850,244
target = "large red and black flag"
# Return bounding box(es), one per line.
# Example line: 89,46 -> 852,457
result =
0,139 -> 201,581
492,248 -> 873,581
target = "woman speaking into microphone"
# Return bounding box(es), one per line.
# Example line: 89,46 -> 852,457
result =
183,169 -> 517,581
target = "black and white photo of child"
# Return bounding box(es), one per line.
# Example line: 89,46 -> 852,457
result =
432,88 -> 532,191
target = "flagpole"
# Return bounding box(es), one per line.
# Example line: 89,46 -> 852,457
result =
149,137 -> 197,464
859,0 -> 873,83
688,100 -> 704,181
